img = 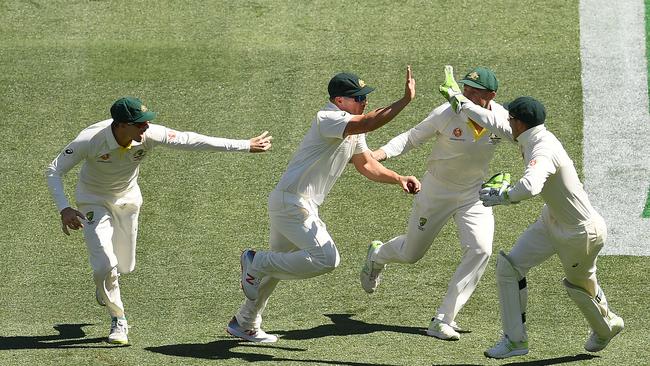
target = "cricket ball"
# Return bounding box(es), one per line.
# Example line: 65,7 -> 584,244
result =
407,181 -> 416,194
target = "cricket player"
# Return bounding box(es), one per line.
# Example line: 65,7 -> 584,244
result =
359,66 -> 505,340
439,71 -> 624,358
45,96 -> 272,345
226,67 -> 420,343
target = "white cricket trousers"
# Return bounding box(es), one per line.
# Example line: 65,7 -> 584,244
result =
236,190 -> 340,329
76,185 -> 142,318
374,172 -> 494,324
507,205 -> 606,297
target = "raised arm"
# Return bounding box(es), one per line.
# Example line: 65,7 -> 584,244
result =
343,65 -> 415,137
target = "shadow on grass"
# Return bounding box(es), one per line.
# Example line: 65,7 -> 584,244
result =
501,353 -> 599,365
145,314 -> 417,365
0,323 -> 119,349
145,338 -> 399,366
275,313 -> 426,340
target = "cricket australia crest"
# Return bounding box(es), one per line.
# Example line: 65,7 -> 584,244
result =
418,217 -> 427,231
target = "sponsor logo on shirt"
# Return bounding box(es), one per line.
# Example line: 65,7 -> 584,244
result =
529,159 -> 537,167
418,217 -> 427,231
488,133 -> 502,144
132,149 -> 146,161
453,128 -> 462,138
85,211 -> 95,225
167,130 -> 177,142
97,153 -> 111,163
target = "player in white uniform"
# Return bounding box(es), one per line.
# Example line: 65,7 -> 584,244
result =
226,67 -> 421,343
359,67 -> 506,340
439,73 -> 624,358
45,97 -> 272,345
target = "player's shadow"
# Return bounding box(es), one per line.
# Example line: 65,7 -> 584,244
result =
275,313 -> 427,340
0,323 -> 115,349
501,354 -> 599,365
145,338 -> 399,366
145,314 -> 416,365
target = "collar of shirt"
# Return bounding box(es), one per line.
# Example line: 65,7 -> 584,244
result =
103,123 -> 143,151
517,124 -> 546,149
324,101 -> 341,111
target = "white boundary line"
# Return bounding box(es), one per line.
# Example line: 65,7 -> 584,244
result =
580,0 -> 650,255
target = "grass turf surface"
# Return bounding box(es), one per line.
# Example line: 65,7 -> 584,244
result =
1,0 -> 648,365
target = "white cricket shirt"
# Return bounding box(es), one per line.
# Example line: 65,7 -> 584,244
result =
274,102 -> 369,205
461,103 -> 599,225
381,101 -> 508,190
46,119 -> 250,212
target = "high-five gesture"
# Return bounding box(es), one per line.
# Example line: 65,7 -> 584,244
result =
438,65 -> 468,113
404,65 -> 416,102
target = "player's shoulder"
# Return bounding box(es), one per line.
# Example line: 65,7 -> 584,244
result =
76,119 -> 111,142
489,101 -> 509,117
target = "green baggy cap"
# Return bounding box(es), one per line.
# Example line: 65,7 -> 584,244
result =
328,72 -> 375,97
505,96 -> 546,127
460,66 -> 498,92
110,97 -> 157,124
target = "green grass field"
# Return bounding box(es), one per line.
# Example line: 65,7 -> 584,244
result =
1,1 -> 649,365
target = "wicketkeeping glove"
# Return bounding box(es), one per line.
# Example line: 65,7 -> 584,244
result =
438,65 -> 469,113
479,172 -> 512,207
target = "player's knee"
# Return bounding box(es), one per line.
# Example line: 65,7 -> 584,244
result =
312,243 -> 340,273
496,251 -> 523,279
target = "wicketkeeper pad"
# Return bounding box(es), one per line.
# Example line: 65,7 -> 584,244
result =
496,251 -> 528,342
563,278 -> 617,337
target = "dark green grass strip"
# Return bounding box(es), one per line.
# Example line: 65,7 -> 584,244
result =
642,186 -> 650,218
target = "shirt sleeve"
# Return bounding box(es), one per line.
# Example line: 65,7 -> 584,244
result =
508,150 -> 556,202
144,124 -> 250,152
354,133 -> 370,155
317,110 -> 352,139
461,101 -> 514,142
381,108 -> 441,159
45,138 -> 88,212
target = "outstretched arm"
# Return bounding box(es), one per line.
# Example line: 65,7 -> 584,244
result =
248,131 -> 273,152
439,65 -> 513,140
351,151 -> 421,194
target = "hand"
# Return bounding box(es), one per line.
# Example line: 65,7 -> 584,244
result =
479,172 -> 512,207
371,149 -> 387,162
399,176 -> 421,194
249,131 -> 273,153
438,65 -> 468,113
60,207 -> 87,235
403,65 -> 415,102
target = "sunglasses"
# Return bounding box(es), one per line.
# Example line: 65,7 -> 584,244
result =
127,121 -> 149,126
351,94 -> 367,103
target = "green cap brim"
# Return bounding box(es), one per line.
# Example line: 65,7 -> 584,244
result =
132,111 -> 157,123
460,80 -> 487,90
350,86 -> 375,97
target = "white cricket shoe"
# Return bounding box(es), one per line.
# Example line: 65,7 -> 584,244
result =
226,316 -> 278,343
585,314 -> 624,352
240,249 -> 260,301
108,317 -> 128,345
360,240 -> 386,293
95,287 -> 106,306
427,318 -> 460,340
484,334 -> 528,359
